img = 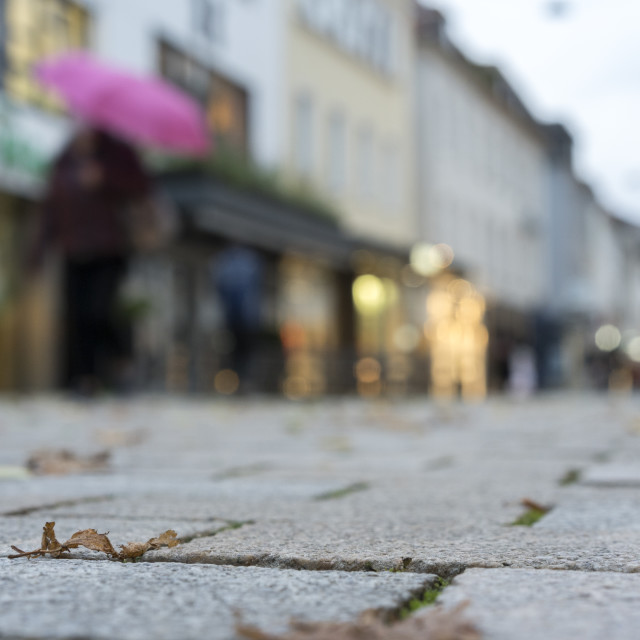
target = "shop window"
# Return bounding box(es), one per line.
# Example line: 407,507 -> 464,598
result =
3,0 -> 90,108
158,40 -> 249,155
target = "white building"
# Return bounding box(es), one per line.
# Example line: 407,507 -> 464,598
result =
414,7 -> 548,386
84,0 -> 418,248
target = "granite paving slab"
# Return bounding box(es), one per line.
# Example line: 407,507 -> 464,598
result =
146,518 -> 640,574
0,558 -> 436,640
581,463 -> 640,487
535,488 -> 640,532
435,568 -> 640,640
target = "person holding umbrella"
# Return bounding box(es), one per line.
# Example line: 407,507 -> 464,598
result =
29,52 -> 210,394
31,126 -> 150,394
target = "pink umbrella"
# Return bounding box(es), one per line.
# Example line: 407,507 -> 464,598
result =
36,51 -> 210,155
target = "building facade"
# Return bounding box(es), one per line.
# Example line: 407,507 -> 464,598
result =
2,0 -> 639,395
283,0 -> 417,248
0,0 -> 77,389
1,0 -> 422,395
415,8 -> 548,390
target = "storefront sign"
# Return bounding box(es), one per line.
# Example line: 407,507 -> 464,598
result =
296,0 -> 396,76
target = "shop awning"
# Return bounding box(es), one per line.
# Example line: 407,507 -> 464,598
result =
158,172 -> 408,268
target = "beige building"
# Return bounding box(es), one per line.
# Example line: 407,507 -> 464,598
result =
281,0 -> 418,249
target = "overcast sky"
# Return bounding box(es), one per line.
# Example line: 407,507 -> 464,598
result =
422,0 -> 640,223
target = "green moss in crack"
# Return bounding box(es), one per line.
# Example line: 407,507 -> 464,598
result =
511,508 -> 547,527
559,468 -> 581,486
314,482 -> 370,501
399,578 -> 449,619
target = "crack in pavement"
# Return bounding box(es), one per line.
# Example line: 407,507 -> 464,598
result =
2,495 -> 115,517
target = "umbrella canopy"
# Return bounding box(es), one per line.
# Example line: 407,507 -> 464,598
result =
36,51 -> 210,155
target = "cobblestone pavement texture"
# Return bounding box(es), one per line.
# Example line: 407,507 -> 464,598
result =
1,394 -> 640,638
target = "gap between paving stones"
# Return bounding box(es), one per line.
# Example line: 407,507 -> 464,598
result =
177,520 -> 255,545
139,547 -> 469,581
3,494 -> 115,517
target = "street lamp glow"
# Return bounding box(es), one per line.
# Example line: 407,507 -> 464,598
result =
626,336 -> 640,362
595,325 -> 621,352
410,243 -> 454,277
352,274 -> 386,314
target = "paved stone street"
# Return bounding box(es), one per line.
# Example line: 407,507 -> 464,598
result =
1,394 -> 640,639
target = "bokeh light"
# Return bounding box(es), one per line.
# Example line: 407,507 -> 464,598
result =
354,357 -> 382,384
352,274 -> 386,315
595,325 -> 621,352
393,324 -> 421,353
626,336 -> 640,362
410,243 -> 454,277
214,369 -> 240,395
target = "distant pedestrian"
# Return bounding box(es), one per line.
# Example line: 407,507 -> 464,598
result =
30,127 -> 151,394
508,344 -> 538,398
212,245 -> 264,390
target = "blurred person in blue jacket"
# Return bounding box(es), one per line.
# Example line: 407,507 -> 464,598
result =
213,244 -> 264,390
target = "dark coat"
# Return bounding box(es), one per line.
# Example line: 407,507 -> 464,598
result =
36,131 -> 150,261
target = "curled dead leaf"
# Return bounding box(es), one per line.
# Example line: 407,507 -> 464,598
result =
41,522 -> 63,552
8,522 -> 69,559
520,498 -> 551,513
119,530 -> 179,560
63,529 -> 119,558
8,522 -> 181,561
26,449 -> 110,476
119,542 -> 150,560
148,530 -> 179,550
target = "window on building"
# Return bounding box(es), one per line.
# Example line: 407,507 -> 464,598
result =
357,125 -> 374,201
326,110 -> 346,195
294,93 -> 314,177
3,0 -> 90,108
192,0 -> 225,43
380,142 -> 401,214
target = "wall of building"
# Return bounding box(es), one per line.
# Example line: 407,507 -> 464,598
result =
544,148 -> 594,317
416,44 -> 547,312
282,0 -> 417,249
85,0 -> 285,167
586,205 -> 625,324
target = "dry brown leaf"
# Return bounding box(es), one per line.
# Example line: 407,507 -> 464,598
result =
119,541 -> 151,560
8,522 -> 180,561
41,521 -> 63,552
147,530 -> 179,549
119,529 -> 178,559
520,498 -> 551,513
120,530 -> 179,559
8,522 -> 69,559
26,449 -> 110,475
237,602 -> 481,640
63,529 -> 119,558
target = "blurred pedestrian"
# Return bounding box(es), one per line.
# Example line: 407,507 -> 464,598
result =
508,343 -> 538,399
213,245 -> 264,391
30,127 -> 151,394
